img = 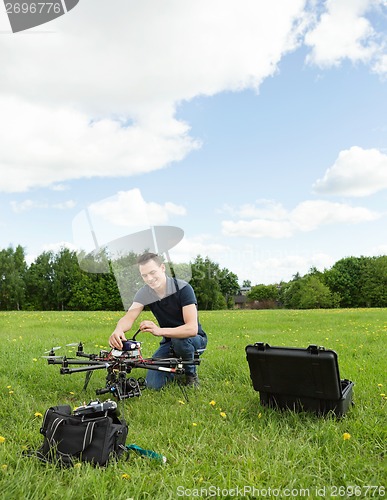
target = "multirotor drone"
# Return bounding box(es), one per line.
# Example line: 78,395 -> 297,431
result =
43,329 -> 201,401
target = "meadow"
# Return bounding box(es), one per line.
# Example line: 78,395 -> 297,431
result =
0,309 -> 385,499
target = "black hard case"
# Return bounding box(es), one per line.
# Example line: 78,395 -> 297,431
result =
245,343 -> 354,416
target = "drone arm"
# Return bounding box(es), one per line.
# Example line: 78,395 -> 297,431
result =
60,363 -> 109,375
147,358 -> 200,366
137,364 -> 178,373
76,351 -> 100,359
49,358 -> 106,366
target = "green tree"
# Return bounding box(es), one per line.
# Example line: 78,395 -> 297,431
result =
217,268 -> 240,308
25,251 -> 55,310
360,256 -> 387,307
189,256 -> 226,310
324,256 -> 369,307
283,275 -> 339,309
67,248 -> 124,311
109,252 -> 141,310
52,248 -> 82,310
247,284 -> 279,302
0,245 -> 27,310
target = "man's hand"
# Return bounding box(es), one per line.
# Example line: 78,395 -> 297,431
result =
109,330 -> 127,349
139,320 -> 163,337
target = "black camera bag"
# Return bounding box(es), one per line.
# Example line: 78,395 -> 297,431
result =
38,404 -> 128,466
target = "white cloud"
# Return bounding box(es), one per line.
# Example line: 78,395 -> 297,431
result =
10,200 -> 47,213
88,189 -> 186,228
53,200 -> 77,210
313,146 -> 387,196
51,184 -> 70,192
221,199 -> 382,238
304,0 -> 387,73
292,200 -> 379,229
251,252 -> 336,284
42,241 -> 78,253
170,234 -> 231,264
0,97 -> 197,193
10,199 -> 76,213
223,218 -> 294,239
147,201 -> 187,221
220,199 -> 288,220
1,1 -> 386,194
0,0 -> 308,192
366,243 -> 387,255
71,189 -> 187,254
372,53 -> 387,75
168,238 -> 337,285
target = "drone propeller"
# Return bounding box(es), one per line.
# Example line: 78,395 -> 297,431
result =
44,345 -> 61,356
43,343 -> 82,358
44,346 -> 62,354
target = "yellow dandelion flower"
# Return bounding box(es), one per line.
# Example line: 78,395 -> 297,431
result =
258,413 -> 262,419
0,437 -> 5,443
69,392 -> 75,395
6,386 -> 11,389
380,393 -> 386,397
178,400 -> 185,405
343,433 -> 351,440
377,383 -> 383,387
34,412 -> 43,418
8,391 -> 14,394
192,422 -> 198,426
74,463 -> 82,469
220,412 -> 227,418
122,473 -> 130,480
33,358 -> 38,362
1,464 -> 7,470
209,400 -> 216,406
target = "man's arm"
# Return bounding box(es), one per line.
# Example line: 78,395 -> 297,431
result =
109,302 -> 144,349
139,303 -> 198,339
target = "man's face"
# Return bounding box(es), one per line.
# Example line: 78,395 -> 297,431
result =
139,259 -> 166,291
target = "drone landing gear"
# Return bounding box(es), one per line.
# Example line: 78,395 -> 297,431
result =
83,370 -> 94,391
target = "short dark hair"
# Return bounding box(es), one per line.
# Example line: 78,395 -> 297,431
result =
137,252 -> 163,267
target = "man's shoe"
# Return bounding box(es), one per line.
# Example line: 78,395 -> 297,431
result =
185,373 -> 199,387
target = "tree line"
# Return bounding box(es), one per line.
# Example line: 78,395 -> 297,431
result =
0,246 -> 240,311
0,245 -> 386,310
246,255 -> 387,309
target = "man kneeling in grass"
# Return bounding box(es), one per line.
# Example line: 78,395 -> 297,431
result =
109,252 -> 207,389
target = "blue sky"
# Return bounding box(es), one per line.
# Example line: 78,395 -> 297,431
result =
0,0 -> 387,287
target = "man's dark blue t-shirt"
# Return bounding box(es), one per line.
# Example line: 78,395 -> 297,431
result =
133,277 -> 206,338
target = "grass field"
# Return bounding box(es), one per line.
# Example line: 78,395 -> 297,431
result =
0,309 -> 386,499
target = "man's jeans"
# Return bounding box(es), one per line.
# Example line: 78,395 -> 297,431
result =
145,335 -> 207,390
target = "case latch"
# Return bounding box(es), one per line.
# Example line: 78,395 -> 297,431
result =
308,344 -> 321,355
